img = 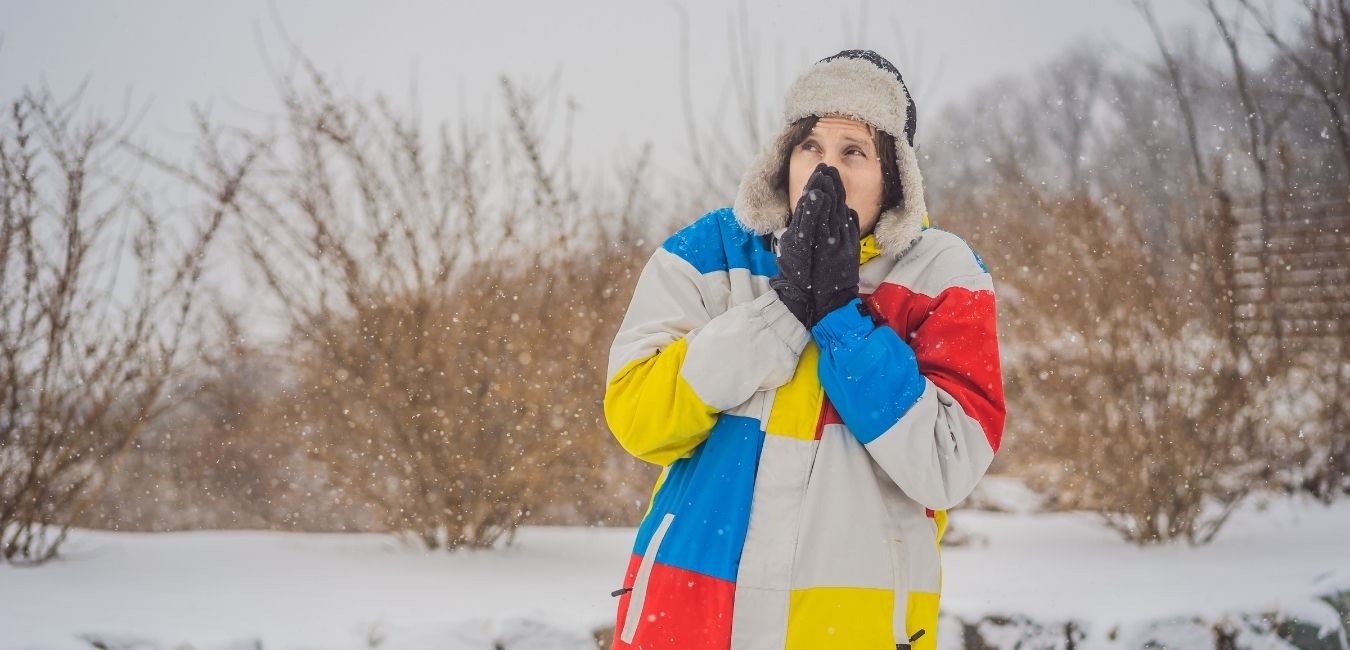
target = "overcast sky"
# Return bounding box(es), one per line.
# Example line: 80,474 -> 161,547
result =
1,0 -> 1278,177
0,0 -> 1301,339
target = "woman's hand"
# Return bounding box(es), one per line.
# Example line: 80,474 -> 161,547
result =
807,164 -> 860,325
769,163 -> 829,327
771,162 -> 861,328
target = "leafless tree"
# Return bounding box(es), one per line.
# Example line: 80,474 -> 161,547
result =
1236,0 -> 1350,176
926,0 -> 1349,544
0,85 -> 256,564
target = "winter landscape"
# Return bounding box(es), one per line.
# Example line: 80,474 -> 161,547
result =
2,1 -> 1347,649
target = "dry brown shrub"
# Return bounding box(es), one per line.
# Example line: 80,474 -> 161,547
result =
128,57 -> 665,548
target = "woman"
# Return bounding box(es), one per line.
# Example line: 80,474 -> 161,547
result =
603,50 -> 1005,650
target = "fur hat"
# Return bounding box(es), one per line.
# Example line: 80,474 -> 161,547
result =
732,49 -> 928,257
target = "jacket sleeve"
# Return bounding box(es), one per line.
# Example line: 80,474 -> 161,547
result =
811,273 -> 1005,510
604,245 -> 810,466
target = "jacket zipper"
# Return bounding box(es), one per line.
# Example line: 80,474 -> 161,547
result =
618,512 -> 676,644
891,539 -> 912,648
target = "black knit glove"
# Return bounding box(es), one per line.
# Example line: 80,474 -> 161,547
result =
808,164 -> 861,323
770,163 -> 830,327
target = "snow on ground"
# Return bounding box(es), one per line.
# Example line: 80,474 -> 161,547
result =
0,526 -> 634,650
1,485 -> 1346,649
940,489 -> 1350,646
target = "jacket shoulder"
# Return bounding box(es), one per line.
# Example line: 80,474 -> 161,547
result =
916,227 -> 989,276
876,227 -> 992,297
659,207 -> 776,276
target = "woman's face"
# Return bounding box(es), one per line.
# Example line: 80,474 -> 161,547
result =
786,115 -> 886,236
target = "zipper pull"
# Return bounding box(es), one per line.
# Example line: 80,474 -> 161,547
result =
896,628 -> 926,649
765,232 -> 780,256
611,587 -> 632,597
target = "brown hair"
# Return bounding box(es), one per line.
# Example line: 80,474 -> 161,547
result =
774,115 -> 903,213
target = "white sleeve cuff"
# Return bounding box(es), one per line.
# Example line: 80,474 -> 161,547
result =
749,290 -> 810,356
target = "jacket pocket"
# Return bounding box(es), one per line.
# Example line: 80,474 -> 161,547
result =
619,512 -> 676,644
889,538 -> 911,647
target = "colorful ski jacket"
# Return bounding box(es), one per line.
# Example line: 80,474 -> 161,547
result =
604,206 -> 1005,649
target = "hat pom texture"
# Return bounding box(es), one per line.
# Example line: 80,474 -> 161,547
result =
733,51 -> 928,257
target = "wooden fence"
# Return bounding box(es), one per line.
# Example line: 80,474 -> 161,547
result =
1232,198 -> 1350,342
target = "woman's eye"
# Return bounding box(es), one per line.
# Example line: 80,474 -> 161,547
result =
800,142 -> 865,157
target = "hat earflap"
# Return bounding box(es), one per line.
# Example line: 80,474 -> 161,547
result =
731,127 -> 796,236
872,134 -> 928,257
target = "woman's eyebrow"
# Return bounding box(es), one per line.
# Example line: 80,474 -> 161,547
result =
807,131 -> 873,149
836,132 -> 872,147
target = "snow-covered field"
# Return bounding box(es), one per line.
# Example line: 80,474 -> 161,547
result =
939,483 -> 1350,648
2,481 -> 1347,649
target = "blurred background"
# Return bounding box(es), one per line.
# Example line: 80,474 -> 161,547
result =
1,1 -> 1347,648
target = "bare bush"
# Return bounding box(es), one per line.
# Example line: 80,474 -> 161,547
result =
0,86 -> 252,563
75,311 -> 348,532
137,57 -> 661,548
962,183 -> 1280,544
922,0 -> 1348,544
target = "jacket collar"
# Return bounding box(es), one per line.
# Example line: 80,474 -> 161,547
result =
767,229 -> 886,266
